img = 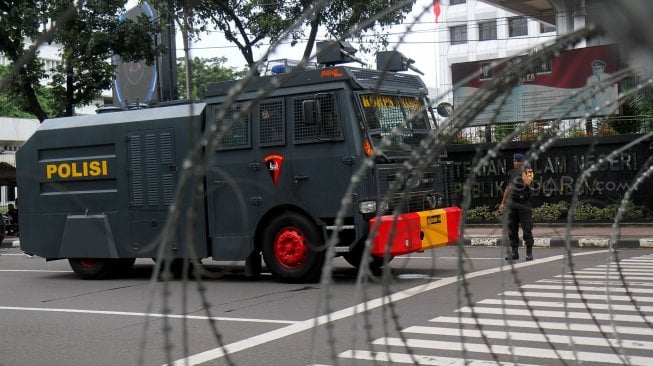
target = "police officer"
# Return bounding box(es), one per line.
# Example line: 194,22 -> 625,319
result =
499,153 -> 535,261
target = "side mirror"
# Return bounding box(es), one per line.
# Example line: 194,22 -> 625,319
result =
436,102 -> 454,118
302,99 -> 321,125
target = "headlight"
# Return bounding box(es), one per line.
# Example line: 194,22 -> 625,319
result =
359,201 -> 376,214
359,200 -> 389,214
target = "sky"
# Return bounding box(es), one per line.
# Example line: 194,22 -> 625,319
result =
160,0 -> 442,87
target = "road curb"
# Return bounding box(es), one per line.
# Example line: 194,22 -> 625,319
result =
465,237 -> 653,248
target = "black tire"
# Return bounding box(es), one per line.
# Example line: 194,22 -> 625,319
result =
342,239 -> 393,271
261,212 -> 325,283
68,258 -> 135,280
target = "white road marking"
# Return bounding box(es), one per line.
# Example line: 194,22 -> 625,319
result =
429,316 -> 653,336
478,298 -> 653,312
0,306 -> 297,325
371,338 -> 652,365
169,250 -> 608,365
338,350 -> 538,365
500,290 -> 653,302
522,284 -> 653,293
400,326 -> 653,350
0,269 -> 73,273
456,306 -> 653,322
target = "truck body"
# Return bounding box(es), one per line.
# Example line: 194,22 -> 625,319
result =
17,50 -> 461,282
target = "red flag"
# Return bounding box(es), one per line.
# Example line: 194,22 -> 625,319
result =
433,0 -> 441,23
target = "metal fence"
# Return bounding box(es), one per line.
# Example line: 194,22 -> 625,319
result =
451,115 -> 653,144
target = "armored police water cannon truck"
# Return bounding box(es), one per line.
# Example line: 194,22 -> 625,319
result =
17,41 -> 461,282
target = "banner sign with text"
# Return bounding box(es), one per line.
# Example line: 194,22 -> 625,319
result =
452,45 -> 620,126
446,135 -> 652,215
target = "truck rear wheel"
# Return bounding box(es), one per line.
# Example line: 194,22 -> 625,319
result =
68,258 -> 135,280
261,213 -> 324,283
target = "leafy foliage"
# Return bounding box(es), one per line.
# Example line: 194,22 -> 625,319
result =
492,124 -> 516,142
184,0 -> 416,70
176,57 -> 247,99
1,1 -> 162,120
533,201 -> 568,221
466,205 -> 501,222
0,64 -> 57,118
466,200 -> 649,222
572,201 -> 651,221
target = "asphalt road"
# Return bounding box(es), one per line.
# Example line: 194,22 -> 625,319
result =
1,245 -> 652,366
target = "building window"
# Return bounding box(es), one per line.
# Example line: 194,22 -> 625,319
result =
540,22 -> 556,33
479,20 -> 497,41
508,17 -> 528,37
450,25 -> 467,45
450,0 -> 466,5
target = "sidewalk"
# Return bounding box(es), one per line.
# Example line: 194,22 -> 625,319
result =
462,224 -> 653,248
0,235 -> 20,249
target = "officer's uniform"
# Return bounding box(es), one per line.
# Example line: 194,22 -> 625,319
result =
503,153 -> 534,260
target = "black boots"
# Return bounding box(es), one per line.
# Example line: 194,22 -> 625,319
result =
505,248 -> 519,260
505,247 -> 534,261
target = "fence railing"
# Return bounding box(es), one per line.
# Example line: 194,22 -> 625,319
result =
451,115 -> 653,144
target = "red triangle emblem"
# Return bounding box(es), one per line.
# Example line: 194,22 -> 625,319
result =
264,154 -> 284,185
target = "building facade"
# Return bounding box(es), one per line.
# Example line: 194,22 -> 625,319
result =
431,0 -> 558,105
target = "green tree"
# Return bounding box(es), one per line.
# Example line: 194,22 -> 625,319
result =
156,0 -> 416,75
0,1 -> 162,121
620,76 -> 653,133
176,57 -> 246,99
0,64 -> 58,118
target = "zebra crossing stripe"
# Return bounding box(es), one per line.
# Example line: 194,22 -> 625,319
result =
554,275 -> 653,280
478,298 -> 653,312
399,327 -> 653,350
339,253 -> 653,365
456,306 -> 653,322
595,264 -> 653,267
586,269 -> 653,273
501,290 -> 653,302
617,259 -> 653,262
591,267 -> 653,271
338,350 -> 536,365
573,271 -> 653,276
522,284 -> 653,293
371,337 -> 652,365
593,264 -> 653,268
538,278 -> 653,287
429,316 -> 653,336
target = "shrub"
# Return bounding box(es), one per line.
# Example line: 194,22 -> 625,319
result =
603,202 -> 651,220
533,201 -> 569,221
571,202 -> 603,221
571,201 -> 651,221
466,201 -> 650,222
466,205 -> 500,221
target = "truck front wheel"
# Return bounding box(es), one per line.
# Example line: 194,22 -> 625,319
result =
261,213 -> 324,283
68,258 -> 135,280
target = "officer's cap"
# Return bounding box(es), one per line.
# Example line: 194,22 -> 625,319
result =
592,60 -> 606,68
513,153 -> 526,162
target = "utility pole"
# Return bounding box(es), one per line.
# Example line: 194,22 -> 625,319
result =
181,6 -> 193,100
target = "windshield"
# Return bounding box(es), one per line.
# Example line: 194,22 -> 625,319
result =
359,94 -> 432,157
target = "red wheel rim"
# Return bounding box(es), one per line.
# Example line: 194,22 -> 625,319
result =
79,260 -> 98,269
273,227 -> 308,269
